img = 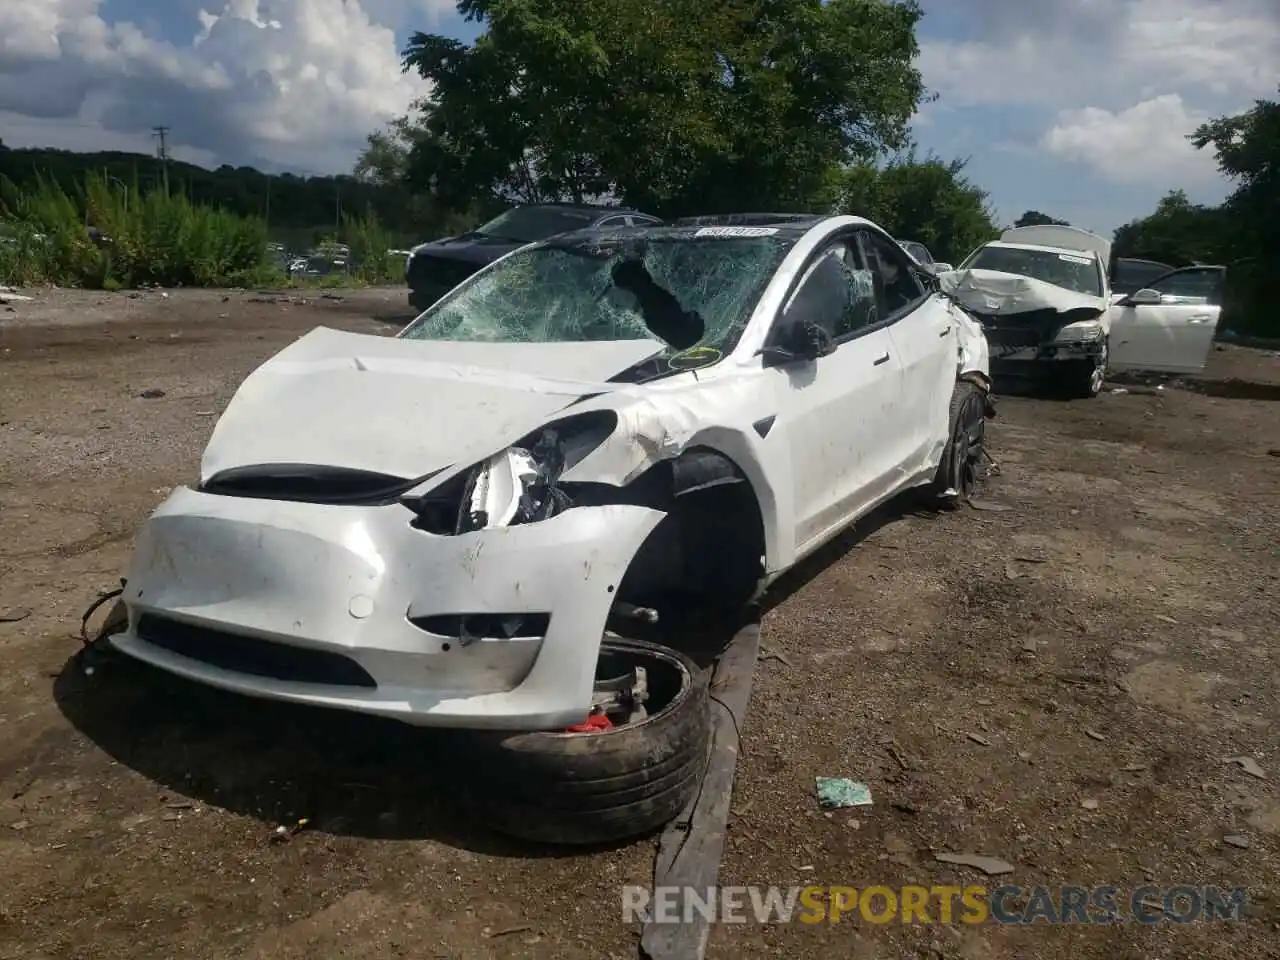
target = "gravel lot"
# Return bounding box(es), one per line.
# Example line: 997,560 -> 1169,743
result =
1,287 -> 1277,959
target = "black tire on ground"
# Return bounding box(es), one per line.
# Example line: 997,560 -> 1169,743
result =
461,637 -> 710,845
934,380 -> 988,507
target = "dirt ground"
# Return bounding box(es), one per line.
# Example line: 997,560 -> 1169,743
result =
1,286 -> 1278,960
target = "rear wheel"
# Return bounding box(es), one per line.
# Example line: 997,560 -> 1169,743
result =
461,637 -> 709,845
935,381 -> 988,507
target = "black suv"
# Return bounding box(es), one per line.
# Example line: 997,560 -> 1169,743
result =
406,204 -> 662,311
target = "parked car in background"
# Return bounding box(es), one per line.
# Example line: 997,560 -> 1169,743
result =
943,226 -> 1226,397
95,213 -> 991,845
405,204 -> 662,310
943,225 -> 1114,397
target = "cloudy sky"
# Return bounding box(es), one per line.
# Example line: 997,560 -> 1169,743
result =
2,0 -> 1277,233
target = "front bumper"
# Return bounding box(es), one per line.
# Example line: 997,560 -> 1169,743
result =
108,486 -> 663,730
987,333 -> 1105,379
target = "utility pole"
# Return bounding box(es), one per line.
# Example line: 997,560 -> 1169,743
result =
152,125 -> 170,194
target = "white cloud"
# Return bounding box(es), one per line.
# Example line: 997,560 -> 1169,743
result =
919,0 -> 1280,110
1040,94 -> 1221,185
0,0 -> 438,173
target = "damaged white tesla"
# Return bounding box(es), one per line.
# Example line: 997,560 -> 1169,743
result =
92,214 -> 992,842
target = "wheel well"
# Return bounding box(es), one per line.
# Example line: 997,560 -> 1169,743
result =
592,447 -> 766,608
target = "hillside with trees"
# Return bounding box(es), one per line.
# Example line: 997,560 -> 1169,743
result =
0,140 -> 452,248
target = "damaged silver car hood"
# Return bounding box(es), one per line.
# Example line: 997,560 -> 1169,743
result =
200,326 -> 663,483
938,269 -> 1108,317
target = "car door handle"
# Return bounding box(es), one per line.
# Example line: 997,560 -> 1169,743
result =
1187,315 -> 1214,323
873,353 -> 890,366
938,326 -> 951,338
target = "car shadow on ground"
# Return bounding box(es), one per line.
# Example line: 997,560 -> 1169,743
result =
49,492 -> 935,859
51,652 -> 625,858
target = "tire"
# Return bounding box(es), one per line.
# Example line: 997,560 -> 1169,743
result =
1055,337 -> 1108,399
461,637 -> 710,845
934,380 -> 988,507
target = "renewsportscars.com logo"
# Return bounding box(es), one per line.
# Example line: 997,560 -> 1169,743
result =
623,884 -> 1249,925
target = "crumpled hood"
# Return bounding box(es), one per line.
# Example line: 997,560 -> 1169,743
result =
939,269 -> 1108,317
199,327 -> 663,483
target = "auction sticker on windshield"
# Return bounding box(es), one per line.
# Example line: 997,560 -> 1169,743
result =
1058,253 -> 1092,264
694,226 -> 780,238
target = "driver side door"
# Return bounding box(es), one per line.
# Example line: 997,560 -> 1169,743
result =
1108,266 -> 1227,374
762,236 -> 905,556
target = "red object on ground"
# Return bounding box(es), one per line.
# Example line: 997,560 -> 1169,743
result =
565,713 -> 614,733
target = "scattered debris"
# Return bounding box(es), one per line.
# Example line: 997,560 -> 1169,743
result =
483,925 -> 532,939
0,608 -> 31,624
268,817 -> 311,843
1080,798 -> 1099,810
758,647 -> 793,666
934,853 -> 1015,876
1268,449 -> 1279,458
816,778 -> 873,809
1084,729 -> 1106,742
968,498 -> 1013,513
1224,756 -> 1267,780
1154,614 -> 1179,624
886,742 -> 911,770
10,820 -> 30,832
1223,835 -> 1251,850
1109,387 -> 1128,395
138,388 -> 166,399
966,732 -> 992,747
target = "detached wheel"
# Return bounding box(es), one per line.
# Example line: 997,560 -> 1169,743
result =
463,637 -> 709,845
1056,337 -> 1108,399
935,380 -> 988,507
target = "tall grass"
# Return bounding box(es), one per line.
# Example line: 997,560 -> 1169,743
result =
1,173 -> 407,291
0,172 -> 269,288
342,209 -> 401,283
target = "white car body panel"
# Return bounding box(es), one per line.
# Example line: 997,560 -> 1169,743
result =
939,267 -> 1110,323
108,215 -> 991,729
1106,267 -> 1226,374
200,328 -> 663,482
1108,299 -> 1219,373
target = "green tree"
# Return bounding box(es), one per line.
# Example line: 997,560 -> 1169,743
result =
1190,88 -> 1278,336
1111,189 -> 1228,265
835,151 -> 999,262
1013,210 -> 1068,227
399,0 -> 928,217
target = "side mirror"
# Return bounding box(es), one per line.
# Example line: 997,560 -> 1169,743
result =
1126,287 -> 1163,306
762,320 -> 836,367
933,262 -> 954,273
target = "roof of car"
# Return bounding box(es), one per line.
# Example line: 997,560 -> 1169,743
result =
515,202 -> 646,217
546,217 -> 841,246
670,212 -> 824,227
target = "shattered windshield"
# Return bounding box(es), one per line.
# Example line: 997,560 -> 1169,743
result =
475,207 -> 599,244
400,233 -> 794,357
965,246 -> 1104,297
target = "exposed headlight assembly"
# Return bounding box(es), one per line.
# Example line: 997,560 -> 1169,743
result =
1054,319 -> 1105,342
401,410 -> 618,535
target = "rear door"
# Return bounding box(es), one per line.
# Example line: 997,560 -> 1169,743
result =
1108,266 -> 1227,374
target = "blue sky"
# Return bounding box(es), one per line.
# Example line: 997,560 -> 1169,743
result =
2,0 -> 1277,234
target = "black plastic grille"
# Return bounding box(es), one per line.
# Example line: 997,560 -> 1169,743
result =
135,614 -> 377,688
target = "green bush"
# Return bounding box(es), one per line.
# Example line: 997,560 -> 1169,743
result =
0,172 -> 269,288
